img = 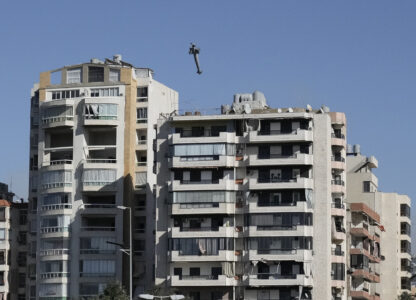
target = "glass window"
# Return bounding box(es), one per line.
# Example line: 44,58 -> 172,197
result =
0,229 -> 5,240
88,66 -> 104,82
137,87 -> 148,98
109,69 -> 120,82
67,68 -> 82,83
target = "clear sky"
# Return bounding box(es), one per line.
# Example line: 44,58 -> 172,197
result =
0,1 -> 415,238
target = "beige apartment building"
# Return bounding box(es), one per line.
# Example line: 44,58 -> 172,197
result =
0,183 -> 28,300
346,147 -> 412,300
155,92 -> 348,300
27,56 -> 178,300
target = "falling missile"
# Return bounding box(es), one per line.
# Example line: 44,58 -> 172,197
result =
189,43 -> 202,75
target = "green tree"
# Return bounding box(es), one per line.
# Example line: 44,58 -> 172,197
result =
98,281 -> 129,300
398,291 -> 414,300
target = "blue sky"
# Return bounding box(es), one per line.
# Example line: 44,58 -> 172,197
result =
0,1 -> 415,234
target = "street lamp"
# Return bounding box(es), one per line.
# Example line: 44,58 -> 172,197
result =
139,294 -> 185,300
116,205 -> 133,300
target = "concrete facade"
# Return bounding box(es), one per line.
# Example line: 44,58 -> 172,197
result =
0,184 -> 28,300
155,94 -> 347,300
346,148 -> 411,300
27,56 -> 178,300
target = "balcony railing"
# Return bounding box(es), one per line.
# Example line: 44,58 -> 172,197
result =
42,182 -> 72,189
331,249 -> 345,256
41,204 -> 72,211
42,116 -> 74,124
80,249 -> 116,255
256,249 -> 297,255
257,200 -> 300,207
137,162 -> 147,166
40,272 -> 69,279
83,204 -> 116,209
179,226 -> 220,232
251,273 -> 297,280
178,129 -> 225,138
331,133 -> 345,139
85,115 -> 117,120
257,225 -> 297,231
40,227 -> 69,233
331,156 -> 345,162
180,275 -> 220,280
81,227 -> 115,232
258,153 -> 296,159
47,160 -> 73,166
137,140 -> 147,145
39,249 -> 69,256
181,179 -> 220,185
258,130 -> 296,136
258,177 -> 300,183
331,180 -> 345,186
85,159 -> 117,164
80,272 -> 115,277
136,118 -> 148,124
331,203 -> 345,209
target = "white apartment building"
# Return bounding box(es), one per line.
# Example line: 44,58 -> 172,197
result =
0,184 -> 28,300
27,55 -> 178,300
346,146 -> 412,299
155,92 -> 348,300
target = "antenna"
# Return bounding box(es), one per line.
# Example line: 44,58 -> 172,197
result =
189,43 -> 202,74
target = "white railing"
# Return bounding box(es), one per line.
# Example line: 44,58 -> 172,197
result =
42,116 -> 73,124
40,227 -> 69,233
41,204 -> 72,211
85,159 -> 117,164
39,249 -> 69,256
40,272 -> 69,279
42,182 -> 72,189
81,227 -> 115,231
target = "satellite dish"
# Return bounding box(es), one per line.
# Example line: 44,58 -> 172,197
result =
243,103 -> 252,114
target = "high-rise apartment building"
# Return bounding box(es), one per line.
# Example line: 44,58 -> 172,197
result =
155,92 -> 348,300
0,184 -> 28,300
346,147 -> 412,299
28,55 -> 178,299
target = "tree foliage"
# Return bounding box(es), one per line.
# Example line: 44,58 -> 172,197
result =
98,281 -> 129,300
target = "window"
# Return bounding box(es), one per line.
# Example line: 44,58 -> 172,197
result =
109,69 -> 120,82
51,89 -> 80,100
90,88 -> 119,97
18,232 -> 26,245
18,252 -> 27,267
173,268 -> 182,279
189,267 -> 200,276
137,108 -> 148,120
363,181 -> 371,192
67,68 -> 82,83
18,273 -> 25,287
80,237 -> 116,254
0,251 -> 4,264
80,260 -> 116,276
331,263 -> 345,280
88,66 -> 104,82
0,272 -> 4,286
137,87 -> 148,98
0,229 -> 5,241
0,208 -> 5,221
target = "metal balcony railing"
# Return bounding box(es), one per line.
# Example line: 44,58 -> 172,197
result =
331,180 -> 345,186
39,249 -> 69,256
41,204 -> 72,211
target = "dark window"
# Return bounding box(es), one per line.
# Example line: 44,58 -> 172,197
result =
0,272 -> 4,285
137,87 -> 148,98
174,267 -> 182,279
363,181 -> 371,192
331,263 -> 345,280
0,251 -> 5,265
0,208 -> 5,221
88,66 -> 104,82
18,273 -> 25,287
189,267 -> 200,276
189,292 -> 200,300
211,267 -> 222,279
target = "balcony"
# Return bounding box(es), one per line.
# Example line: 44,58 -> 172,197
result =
40,204 -> 72,216
248,153 -> 313,167
352,268 -> 380,283
248,199 -> 311,214
42,160 -> 73,172
136,118 -> 148,129
248,177 -> 313,190
248,129 -> 313,143
247,249 -> 312,262
170,131 -> 236,145
42,115 -> 74,128
40,272 -> 69,279
136,139 -> 147,151
169,155 -> 237,169
169,226 -> 237,238
246,274 -> 312,287
169,250 -> 236,262
331,203 -> 346,217
82,169 -> 117,192
170,202 -> 239,215
350,247 -> 381,263
245,225 -> 313,237
169,179 -> 236,192
331,179 -> 345,194
84,101 -> 119,126
331,156 -> 346,170
331,132 -> 346,148
39,249 -> 70,261
171,275 -> 235,287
